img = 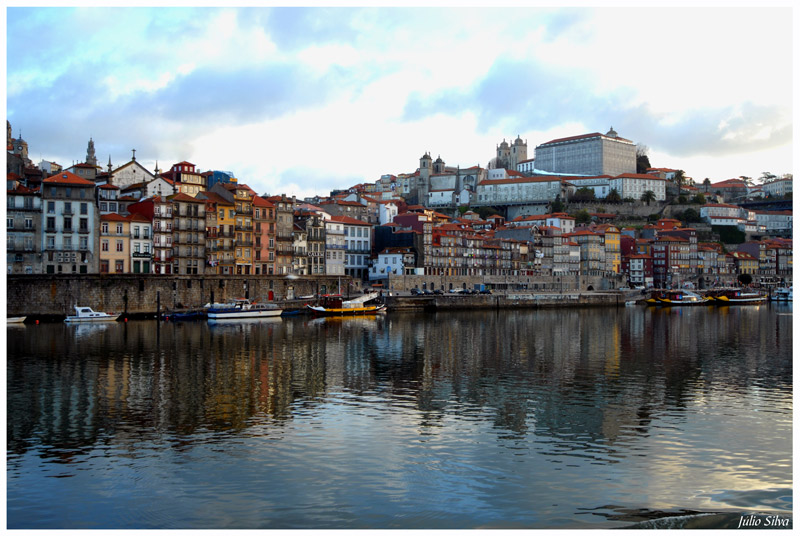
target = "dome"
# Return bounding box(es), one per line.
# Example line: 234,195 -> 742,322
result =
514,135 -> 524,145
606,126 -> 618,138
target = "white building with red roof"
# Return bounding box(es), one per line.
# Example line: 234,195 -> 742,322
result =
41,171 -> 98,273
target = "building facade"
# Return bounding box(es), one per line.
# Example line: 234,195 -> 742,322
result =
534,127 -> 636,177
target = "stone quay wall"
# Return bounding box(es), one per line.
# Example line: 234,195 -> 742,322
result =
386,291 -> 627,311
6,274 -> 359,317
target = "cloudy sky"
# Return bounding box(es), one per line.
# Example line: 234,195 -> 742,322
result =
6,5 -> 794,199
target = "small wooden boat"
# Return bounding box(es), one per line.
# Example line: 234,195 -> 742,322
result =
65,306 -> 120,323
207,298 -> 282,320
709,289 -> 767,305
7,316 -> 26,324
306,293 -> 386,316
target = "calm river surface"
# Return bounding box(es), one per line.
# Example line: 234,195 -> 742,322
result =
6,304 -> 793,529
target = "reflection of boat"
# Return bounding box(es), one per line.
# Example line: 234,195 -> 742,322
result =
648,290 -> 711,306
64,306 -> 120,323
306,293 -> 386,316
771,287 -> 793,302
7,316 -> 26,324
709,289 -> 767,305
207,299 -> 282,320
208,316 -> 282,326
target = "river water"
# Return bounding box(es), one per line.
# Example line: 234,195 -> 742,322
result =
6,304 -> 793,529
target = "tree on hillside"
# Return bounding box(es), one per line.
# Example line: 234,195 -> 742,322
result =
691,193 -> 706,204
673,170 -> 686,188
550,196 -> 565,213
574,209 -> 591,225
636,144 -> 651,174
641,190 -> 656,206
571,187 -> 596,202
740,175 -> 755,186
759,171 -> 777,184
678,208 -> 703,223
606,188 -> 622,203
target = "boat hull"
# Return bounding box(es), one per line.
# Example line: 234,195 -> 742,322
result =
714,295 -> 767,304
65,315 -> 120,323
207,309 -> 282,319
306,304 -> 386,316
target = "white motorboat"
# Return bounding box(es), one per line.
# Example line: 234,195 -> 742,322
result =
64,306 -> 120,323
207,299 -> 282,320
7,316 -> 26,324
771,287 -> 793,302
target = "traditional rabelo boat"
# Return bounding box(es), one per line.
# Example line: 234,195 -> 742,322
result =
707,288 -> 767,305
646,289 -> 712,306
306,292 -> 386,316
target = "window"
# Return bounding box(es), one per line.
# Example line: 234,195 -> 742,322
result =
6,218 -> 12,229
102,222 -> 109,233
47,201 -> 55,214
63,217 -> 72,231
100,202 -> 108,211
80,203 -> 88,215
115,260 -> 124,273
46,236 -> 55,249
79,218 -> 88,233
109,202 -> 117,212
116,223 -> 123,234
64,236 -> 72,250
102,240 -> 109,251
64,202 -> 72,214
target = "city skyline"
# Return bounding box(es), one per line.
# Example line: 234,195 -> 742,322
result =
6,5 -> 794,199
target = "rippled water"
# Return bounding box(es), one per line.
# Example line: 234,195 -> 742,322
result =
6,304 -> 793,529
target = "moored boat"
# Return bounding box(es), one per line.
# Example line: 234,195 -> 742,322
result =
771,287 -> 793,302
207,298 -> 282,320
7,316 -> 26,324
708,289 -> 767,305
306,293 -> 386,316
650,289 -> 712,306
64,306 -> 120,323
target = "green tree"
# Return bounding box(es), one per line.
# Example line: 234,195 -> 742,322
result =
636,144 -> 651,174
550,196 -> 565,213
758,172 -> 777,184
673,170 -> 686,188
574,209 -> 591,225
641,190 -> 656,206
571,187 -> 596,202
738,273 -> 753,286
678,208 -> 703,223
606,188 -> 622,203
691,193 -> 706,204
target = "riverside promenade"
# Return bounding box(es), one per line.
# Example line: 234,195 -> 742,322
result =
6,274 -> 632,320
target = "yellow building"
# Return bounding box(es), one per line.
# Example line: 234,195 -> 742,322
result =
99,213 -> 130,273
200,192 -> 236,274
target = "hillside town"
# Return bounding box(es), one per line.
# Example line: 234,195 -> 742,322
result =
7,122 -> 793,292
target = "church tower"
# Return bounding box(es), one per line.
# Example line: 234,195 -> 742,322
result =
86,137 -> 98,167
419,152 -> 433,180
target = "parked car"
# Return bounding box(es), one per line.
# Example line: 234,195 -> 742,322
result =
433,289 -> 444,295
410,288 -> 421,295
479,289 -> 492,295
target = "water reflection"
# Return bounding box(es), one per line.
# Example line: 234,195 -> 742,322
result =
6,305 -> 793,528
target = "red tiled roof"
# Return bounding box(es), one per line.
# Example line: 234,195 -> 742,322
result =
43,171 -> 95,186
330,215 -> 372,226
